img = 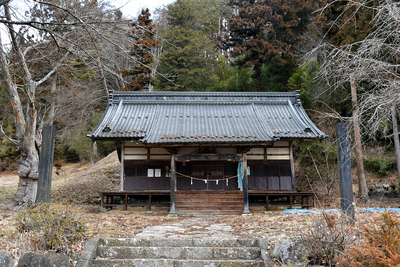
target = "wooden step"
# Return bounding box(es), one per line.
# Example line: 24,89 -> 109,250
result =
176,199 -> 243,204
175,194 -> 243,200
176,206 -> 244,210
175,191 -> 244,215
176,201 -> 244,206
175,195 -> 243,200
176,210 -> 243,215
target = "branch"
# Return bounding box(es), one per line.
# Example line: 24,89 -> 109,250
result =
4,3 -> 33,96
35,51 -> 70,86
34,0 -> 183,88
0,124 -> 18,145
0,19 -> 130,26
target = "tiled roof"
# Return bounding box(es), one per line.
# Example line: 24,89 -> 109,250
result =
88,91 -> 327,144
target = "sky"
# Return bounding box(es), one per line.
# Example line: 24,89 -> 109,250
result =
116,0 -> 176,19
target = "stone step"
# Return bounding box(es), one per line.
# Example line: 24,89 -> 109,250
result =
91,259 -> 265,267
96,246 -> 261,260
77,238 -> 270,267
99,238 -> 259,248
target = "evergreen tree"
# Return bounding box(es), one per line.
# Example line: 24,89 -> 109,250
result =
122,8 -> 159,91
224,0 -> 313,91
212,55 -> 254,91
155,0 -> 220,91
313,0 -> 377,47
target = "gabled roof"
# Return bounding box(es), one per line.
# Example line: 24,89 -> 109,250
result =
88,91 -> 327,144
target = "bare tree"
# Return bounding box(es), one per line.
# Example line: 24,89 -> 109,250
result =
0,0 -> 148,209
308,0 -> 400,197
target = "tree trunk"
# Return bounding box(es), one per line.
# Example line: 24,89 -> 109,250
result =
96,57 -> 109,100
48,74 -> 57,125
13,108 -> 40,209
350,76 -> 369,201
391,104 -> 400,185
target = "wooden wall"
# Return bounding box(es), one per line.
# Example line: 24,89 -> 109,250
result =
121,141 -> 293,192
123,141 -> 290,162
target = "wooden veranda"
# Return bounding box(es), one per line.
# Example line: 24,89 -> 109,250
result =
101,191 -> 315,214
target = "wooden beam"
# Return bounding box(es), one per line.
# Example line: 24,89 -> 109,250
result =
175,154 -> 242,162
242,152 -> 251,215
169,154 -> 177,215
120,142 -> 125,191
289,141 -> 295,192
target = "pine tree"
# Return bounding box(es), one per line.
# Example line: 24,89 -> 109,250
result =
155,0 -> 220,91
122,8 -> 159,91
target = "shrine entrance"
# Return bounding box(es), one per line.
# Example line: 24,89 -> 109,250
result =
176,162 -> 239,191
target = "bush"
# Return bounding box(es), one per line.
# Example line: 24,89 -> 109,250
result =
299,212 -> 356,266
14,203 -> 87,253
338,212 -> 400,266
364,158 -> 396,177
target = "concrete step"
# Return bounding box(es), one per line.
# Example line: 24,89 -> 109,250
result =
97,246 -> 261,260
91,259 -> 265,267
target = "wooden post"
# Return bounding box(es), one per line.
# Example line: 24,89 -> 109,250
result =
148,194 -> 152,212
169,154 -> 177,215
120,142 -> 125,191
266,194 -> 269,211
36,125 -> 56,204
125,193 -> 127,211
336,123 -> 355,221
289,141 -> 295,192
242,152 -> 251,215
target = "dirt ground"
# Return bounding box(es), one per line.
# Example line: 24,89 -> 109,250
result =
1,151 -> 400,265
0,171 -> 18,187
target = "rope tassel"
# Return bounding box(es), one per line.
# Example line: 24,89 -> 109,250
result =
226,179 -> 228,186
191,178 -> 193,185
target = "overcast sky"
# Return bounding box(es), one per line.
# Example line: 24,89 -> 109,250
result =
116,0 -> 176,19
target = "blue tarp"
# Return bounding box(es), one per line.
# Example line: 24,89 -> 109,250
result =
281,208 -> 400,214
237,162 -> 243,189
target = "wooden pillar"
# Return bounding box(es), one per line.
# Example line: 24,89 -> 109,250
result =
289,141 -> 296,192
120,142 -> 125,191
169,154 -> 177,215
242,152 -> 251,215
125,193 -> 127,211
148,194 -> 152,212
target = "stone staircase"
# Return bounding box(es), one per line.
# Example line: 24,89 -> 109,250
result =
77,237 -> 271,267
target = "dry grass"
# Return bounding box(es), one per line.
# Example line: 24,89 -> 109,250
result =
1,150 -> 400,264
